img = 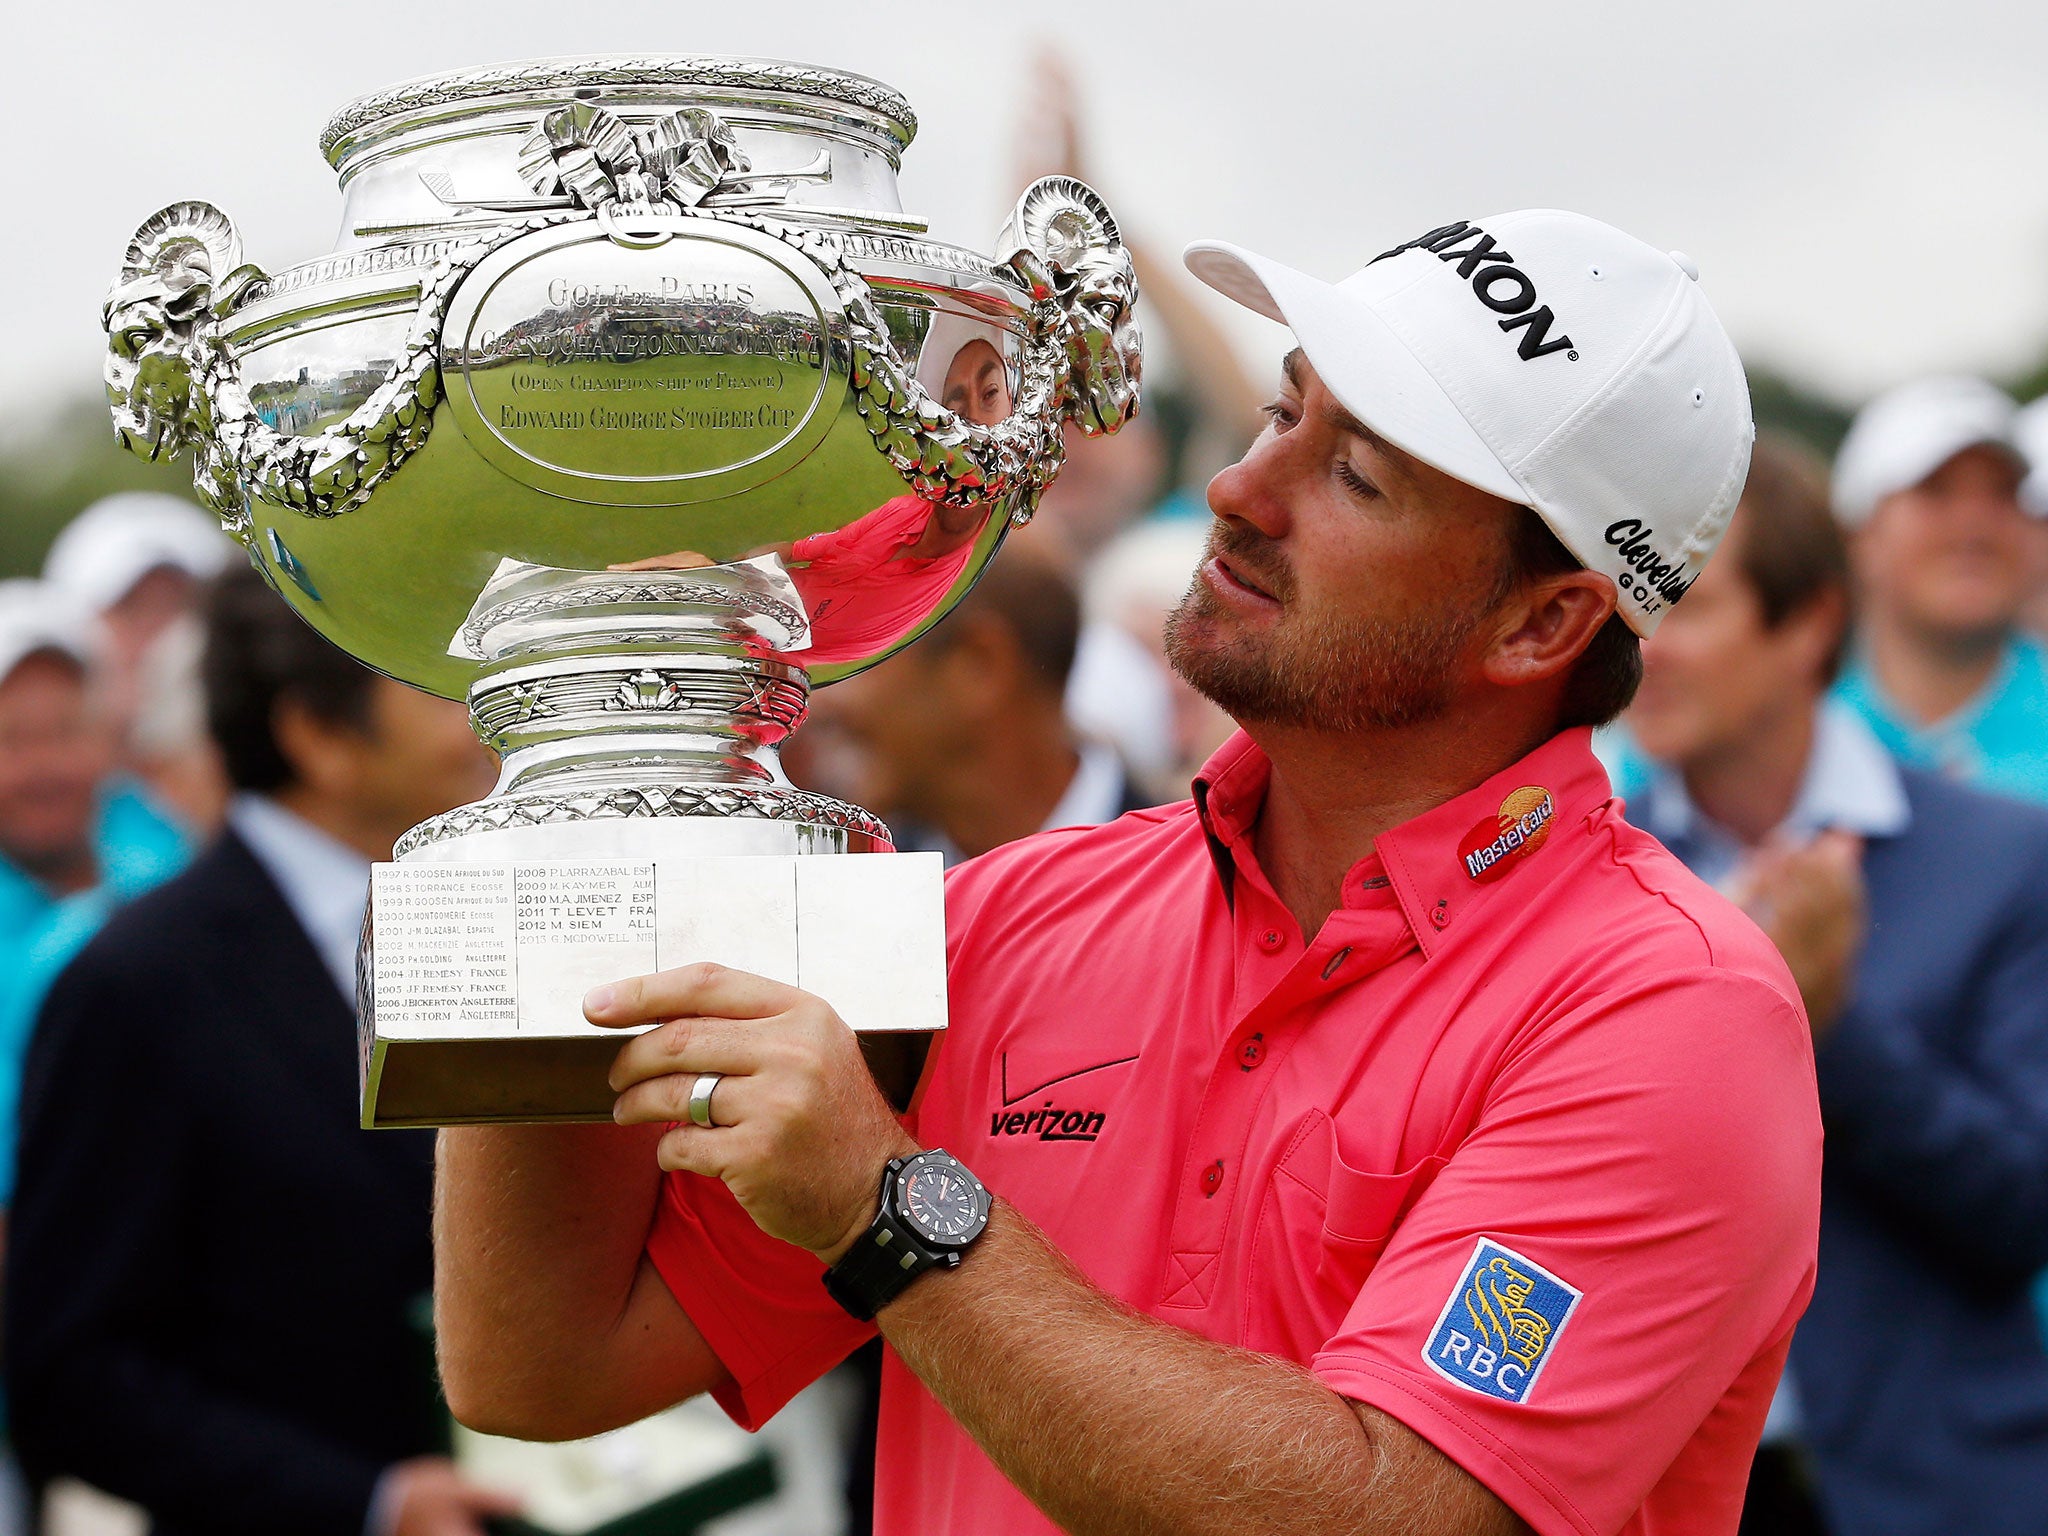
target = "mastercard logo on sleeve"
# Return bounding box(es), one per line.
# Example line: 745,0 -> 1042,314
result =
1457,786 -> 1556,883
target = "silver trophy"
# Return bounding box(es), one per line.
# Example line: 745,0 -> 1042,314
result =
104,56 -> 1141,1126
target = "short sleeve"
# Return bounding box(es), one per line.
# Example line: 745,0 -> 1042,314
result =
645,1170 -> 873,1430
1314,970 -> 1821,1536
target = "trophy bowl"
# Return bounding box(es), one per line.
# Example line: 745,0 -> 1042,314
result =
105,56 -> 1141,1126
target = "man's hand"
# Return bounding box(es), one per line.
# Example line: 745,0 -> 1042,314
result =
590,964 -> 919,1263
382,1457 -> 521,1536
1732,829 -> 1867,1041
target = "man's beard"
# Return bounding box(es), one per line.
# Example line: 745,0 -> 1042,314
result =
1163,522 -> 1511,732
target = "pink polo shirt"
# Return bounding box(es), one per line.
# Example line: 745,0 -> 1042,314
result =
646,727 -> 1821,1536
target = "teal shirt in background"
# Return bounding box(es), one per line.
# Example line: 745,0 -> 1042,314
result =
0,785 -> 190,1204
1834,636 -> 2048,807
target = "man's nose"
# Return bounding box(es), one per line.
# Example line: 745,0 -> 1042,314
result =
1205,437 -> 1294,539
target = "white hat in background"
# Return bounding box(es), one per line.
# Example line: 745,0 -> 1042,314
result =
42,493 -> 234,617
1184,210 -> 1754,636
1830,376 -> 2033,527
2016,395 -> 2048,519
0,579 -> 96,688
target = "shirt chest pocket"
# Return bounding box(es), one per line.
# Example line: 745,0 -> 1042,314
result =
1244,1108 -> 1446,1361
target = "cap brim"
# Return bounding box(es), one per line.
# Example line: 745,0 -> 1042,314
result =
1184,241 -> 1528,507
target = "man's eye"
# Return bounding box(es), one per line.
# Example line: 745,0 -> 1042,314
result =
1336,460 -> 1381,500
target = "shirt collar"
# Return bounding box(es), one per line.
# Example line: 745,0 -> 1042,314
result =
227,793 -> 371,1002
1637,699 -> 1909,849
1192,727 -> 1614,958
1837,639 -> 2020,772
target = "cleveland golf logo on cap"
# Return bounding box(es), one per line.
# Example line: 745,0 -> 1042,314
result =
1368,221 -> 1578,363
1458,787 -> 1556,883
1604,518 -> 1699,612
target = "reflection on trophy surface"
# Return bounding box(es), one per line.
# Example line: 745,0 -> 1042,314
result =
103,55 -> 1142,1126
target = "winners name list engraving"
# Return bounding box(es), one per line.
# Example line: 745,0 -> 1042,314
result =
370,853 -> 949,1039
371,866 -> 516,1027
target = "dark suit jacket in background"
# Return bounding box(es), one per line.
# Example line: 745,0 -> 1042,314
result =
5,831 -> 442,1536
1655,768 -> 2048,1535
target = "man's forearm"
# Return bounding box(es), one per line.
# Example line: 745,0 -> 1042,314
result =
877,1200 -> 1521,1536
434,1123 -> 688,1437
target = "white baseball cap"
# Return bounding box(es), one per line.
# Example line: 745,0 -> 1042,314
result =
42,492 -> 234,616
0,579 -> 96,688
1184,210 -> 1753,636
2016,395 -> 2048,519
1830,376 -> 2033,526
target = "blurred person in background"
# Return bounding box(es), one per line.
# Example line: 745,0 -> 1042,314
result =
815,546 -> 1153,863
0,580 -> 189,1536
41,493 -> 233,768
5,565 -> 511,1536
1625,437 -> 2048,1536
1830,377 -> 2048,801
0,580 -> 188,1209
1075,518 -> 1237,801
122,615 -> 229,836
2015,394 -> 2048,641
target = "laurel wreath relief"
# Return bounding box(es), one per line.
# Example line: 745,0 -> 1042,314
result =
104,99 -> 1140,531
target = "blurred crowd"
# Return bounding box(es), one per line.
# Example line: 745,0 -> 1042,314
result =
4,54 -> 2048,1536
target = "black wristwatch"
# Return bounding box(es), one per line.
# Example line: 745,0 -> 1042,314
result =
823,1148 -> 991,1321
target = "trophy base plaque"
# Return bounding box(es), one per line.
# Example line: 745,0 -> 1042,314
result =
360,843 -> 945,1129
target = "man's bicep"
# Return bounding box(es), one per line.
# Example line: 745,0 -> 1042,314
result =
598,1255 -> 734,1418
1351,1402 -> 1530,1535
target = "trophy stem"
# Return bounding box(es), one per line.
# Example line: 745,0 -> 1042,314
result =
474,650 -> 811,796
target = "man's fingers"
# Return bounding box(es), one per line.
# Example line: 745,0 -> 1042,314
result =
607,1014 -> 769,1093
615,1067 -> 776,1130
585,962 -> 806,1030
654,1123 -> 726,1177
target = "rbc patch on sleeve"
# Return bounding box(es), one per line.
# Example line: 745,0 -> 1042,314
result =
1423,1238 -> 1582,1404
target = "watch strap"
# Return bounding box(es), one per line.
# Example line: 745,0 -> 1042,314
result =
823,1200 -> 937,1321
824,1160 -> 944,1321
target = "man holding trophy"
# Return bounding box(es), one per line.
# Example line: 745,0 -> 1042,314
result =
102,56 -> 1817,1536
442,210 -> 1821,1534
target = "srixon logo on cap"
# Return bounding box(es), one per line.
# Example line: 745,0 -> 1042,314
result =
1457,786 -> 1556,883
1368,221 -> 1577,362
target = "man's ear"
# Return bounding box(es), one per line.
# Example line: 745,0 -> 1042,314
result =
1481,570 -> 1617,691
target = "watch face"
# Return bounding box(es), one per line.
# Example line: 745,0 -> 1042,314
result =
899,1155 -> 987,1246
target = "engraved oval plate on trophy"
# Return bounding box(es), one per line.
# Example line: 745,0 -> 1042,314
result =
440,218 -> 847,506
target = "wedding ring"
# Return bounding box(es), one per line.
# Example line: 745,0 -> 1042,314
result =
687,1071 -> 722,1128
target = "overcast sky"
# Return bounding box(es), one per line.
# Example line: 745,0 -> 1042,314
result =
7,0 -> 2046,432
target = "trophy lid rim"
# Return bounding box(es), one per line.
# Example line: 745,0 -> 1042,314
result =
319,53 -> 918,162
